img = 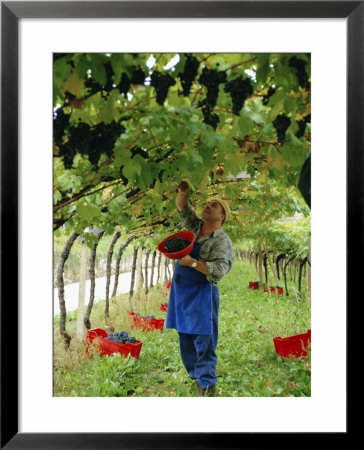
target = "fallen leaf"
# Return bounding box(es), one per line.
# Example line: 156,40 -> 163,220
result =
288,382 -> 297,388
266,380 -> 274,388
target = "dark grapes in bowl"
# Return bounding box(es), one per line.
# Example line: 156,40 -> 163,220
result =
158,231 -> 195,259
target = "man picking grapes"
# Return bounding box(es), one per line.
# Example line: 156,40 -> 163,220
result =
166,181 -> 234,396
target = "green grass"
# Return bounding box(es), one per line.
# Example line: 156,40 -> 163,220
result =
53,259 -> 311,397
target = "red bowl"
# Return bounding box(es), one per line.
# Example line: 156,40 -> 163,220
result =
158,231 -> 195,260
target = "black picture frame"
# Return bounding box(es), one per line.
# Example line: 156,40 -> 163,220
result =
1,1 -> 359,448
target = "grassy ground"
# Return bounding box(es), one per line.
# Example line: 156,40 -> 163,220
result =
53,259 -> 311,397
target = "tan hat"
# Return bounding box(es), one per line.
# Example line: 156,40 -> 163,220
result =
208,197 -> 231,221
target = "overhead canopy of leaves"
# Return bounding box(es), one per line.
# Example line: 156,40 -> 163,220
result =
53,53 -> 311,241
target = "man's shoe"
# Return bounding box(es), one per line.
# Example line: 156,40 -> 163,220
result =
196,382 -> 216,397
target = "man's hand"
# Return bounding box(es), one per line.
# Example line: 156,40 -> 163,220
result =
178,255 -> 194,266
178,255 -> 209,275
176,181 -> 189,211
177,181 -> 189,193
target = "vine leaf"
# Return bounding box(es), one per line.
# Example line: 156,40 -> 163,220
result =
62,70 -> 84,97
77,202 -> 102,220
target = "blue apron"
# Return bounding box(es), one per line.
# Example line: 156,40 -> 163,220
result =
166,241 -> 214,335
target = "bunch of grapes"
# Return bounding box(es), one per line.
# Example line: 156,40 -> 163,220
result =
200,105 -> 220,129
118,73 -> 131,99
130,66 -> 146,85
197,68 -> 227,128
103,62 -> 114,92
198,68 -> 227,108
53,108 -> 70,146
273,114 -> 291,145
262,86 -> 276,105
289,56 -> 310,89
164,236 -> 191,253
58,120 -> 125,169
295,114 -> 311,138
150,70 -> 176,105
133,313 -> 155,320
224,76 -> 253,115
106,330 -> 136,344
179,54 -> 200,96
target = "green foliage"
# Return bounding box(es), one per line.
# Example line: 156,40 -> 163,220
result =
54,53 -> 311,238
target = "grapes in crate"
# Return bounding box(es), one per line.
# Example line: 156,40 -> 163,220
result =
165,236 -> 190,253
107,330 -> 136,344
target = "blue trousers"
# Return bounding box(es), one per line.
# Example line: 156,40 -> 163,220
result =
177,289 -> 219,389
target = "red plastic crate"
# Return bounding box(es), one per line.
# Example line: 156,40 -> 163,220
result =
273,329 -> 311,358
160,303 -> 168,312
264,286 -> 284,295
249,281 -> 259,289
85,328 -> 143,359
129,312 -> 165,332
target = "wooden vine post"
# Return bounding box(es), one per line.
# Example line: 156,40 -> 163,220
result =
263,242 -> 280,287
111,235 -> 136,298
144,249 -> 150,297
129,246 -> 138,309
76,237 -> 88,341
257,237 -> 264,287
84,227 -> 104,330
105,229 -> 121,318
57,230 -> 79,347
135,245 -> 143,301
150,250 -> 156,289
160,254 -> 166,285
157,252 -> 162,284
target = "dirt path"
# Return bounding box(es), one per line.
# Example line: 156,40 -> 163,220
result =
53,268 -> 168,316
